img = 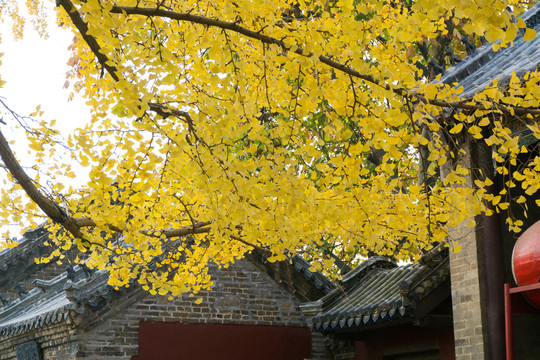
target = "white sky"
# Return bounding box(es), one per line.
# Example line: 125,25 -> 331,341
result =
0,5 -> 90,135
0,3 -> 91,238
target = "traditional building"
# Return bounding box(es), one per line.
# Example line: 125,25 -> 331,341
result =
302,4 -> 540,360
434,3 -> 540,359
301,246 -> 454,360
0,226 -> 457,360
0,227 -> 335,360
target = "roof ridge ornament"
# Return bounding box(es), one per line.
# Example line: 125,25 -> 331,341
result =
461,36 -> 477,56
0,294 -> 9,307
428,58 -> 445,77
13,282 -> 28,298
445,47 -> 462,66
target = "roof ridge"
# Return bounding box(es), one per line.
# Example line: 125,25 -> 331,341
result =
0,264 -> 120,335
306,252 -> 450,332
0,227 -> 52,284
340,256 -> 397,290
521,2 -> 540,29
290,255 -> 336,294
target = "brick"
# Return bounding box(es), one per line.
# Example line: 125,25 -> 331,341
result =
74,259 -> 329,360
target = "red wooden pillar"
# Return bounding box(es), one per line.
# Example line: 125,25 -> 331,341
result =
354,341 -> 382,360
504,283 -> 514,360
504,282 -> 540,360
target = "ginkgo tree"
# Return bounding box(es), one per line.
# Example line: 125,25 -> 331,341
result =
0,0 -> 539,296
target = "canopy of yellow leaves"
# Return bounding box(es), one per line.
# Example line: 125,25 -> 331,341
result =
0,0 -> 539,296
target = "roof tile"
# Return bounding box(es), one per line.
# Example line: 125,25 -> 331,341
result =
440,3 -> 540,96
307,247 -> 449,332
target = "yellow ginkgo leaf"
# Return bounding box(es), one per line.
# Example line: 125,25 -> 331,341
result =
524,28 -> 537,41
449,123 -> 464,134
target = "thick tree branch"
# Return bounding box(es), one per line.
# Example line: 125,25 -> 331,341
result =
109,6 -> 540,117
0,129 -> 214,242
74,217 -> 211,238
56,0 -> 119,81
0,129 -> 86,238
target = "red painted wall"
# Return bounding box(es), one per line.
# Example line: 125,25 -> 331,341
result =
135,322 -> 312,360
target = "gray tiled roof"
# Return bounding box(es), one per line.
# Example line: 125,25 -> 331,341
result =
440,3 -> 540,97
0,226 -> 335,335
0,265 -> 112,335
0,289 -> 70,335
0,225 -> 115,335
0,227 -> 50,278
308,248 -> 449,332
291,255 -> 336,294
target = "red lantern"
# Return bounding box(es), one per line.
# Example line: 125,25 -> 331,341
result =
512,220 -> 540,308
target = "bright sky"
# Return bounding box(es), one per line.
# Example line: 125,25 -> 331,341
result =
0,5 -> 90,135
0,2 -> 91,238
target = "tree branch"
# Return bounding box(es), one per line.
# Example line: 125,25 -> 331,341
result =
109,6 -> 382,85
109,5 -> 540,117
57,1 -> 540,122
74,217 -> 211,237
0,129 -> 86,238
0,128 -> 215,242
56,0 -> 119,81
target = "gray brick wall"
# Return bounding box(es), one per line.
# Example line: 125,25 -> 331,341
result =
0,322 -> 78,360
78,259 -> 330,359
441,141 -> 486,360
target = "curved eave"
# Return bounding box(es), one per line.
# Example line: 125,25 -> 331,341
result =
313,306 -> 411,332
0,305 -> 70,336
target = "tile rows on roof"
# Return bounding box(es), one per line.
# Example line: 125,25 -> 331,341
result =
0,227 -> 50,274
340,256 -> 397,290
0,264 -> 114,336
306,248 -> 449,332
291,255 -> 336,294
439,2 -> 540,97
0,308 -> 70,336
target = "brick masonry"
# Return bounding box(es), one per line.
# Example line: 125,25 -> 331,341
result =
449,232 -> 485,360
442,140 -> 486,360
76,259 -> 331,359
0,321 -> 79,360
